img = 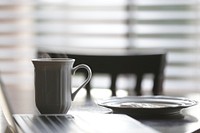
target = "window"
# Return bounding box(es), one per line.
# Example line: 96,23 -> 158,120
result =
0,4 -> 35,90
1,0 -> 200,93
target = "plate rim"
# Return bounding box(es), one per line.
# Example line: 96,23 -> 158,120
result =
96,95 -> 197,110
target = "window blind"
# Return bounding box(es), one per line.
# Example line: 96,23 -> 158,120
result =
129,0 -> 200,91
35,0 -> 200,92
0,4 -> 35,90
1,0 -> 200,92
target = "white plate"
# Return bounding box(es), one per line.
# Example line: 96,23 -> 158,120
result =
97,96 -> 197,119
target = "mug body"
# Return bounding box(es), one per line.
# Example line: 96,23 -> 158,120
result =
32,58 -> 74,114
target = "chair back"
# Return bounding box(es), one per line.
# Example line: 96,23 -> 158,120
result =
38,51 -> 166,96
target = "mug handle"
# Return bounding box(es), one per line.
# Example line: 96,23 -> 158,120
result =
71,64 -> 92,100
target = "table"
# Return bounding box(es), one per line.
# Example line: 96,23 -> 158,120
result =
1,87 -> 200,133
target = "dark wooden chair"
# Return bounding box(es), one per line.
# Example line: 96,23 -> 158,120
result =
38,50 -> 166,97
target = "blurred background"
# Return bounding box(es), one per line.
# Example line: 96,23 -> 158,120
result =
1,0 -> 200,97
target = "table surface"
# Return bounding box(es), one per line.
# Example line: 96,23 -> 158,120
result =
1,87 -> 200,133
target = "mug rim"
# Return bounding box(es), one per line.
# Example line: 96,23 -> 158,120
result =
32,58 -> 75,62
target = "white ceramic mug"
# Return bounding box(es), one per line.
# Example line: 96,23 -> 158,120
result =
32,58 -> 92,114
